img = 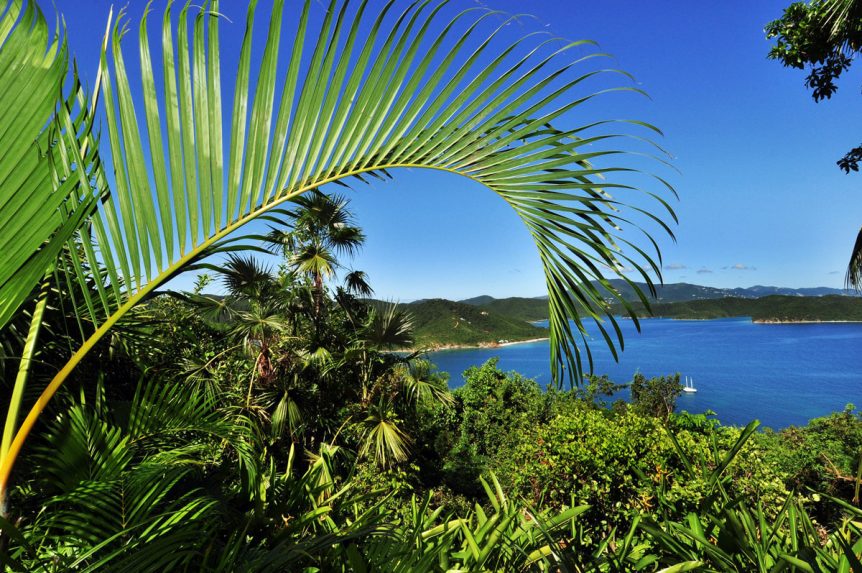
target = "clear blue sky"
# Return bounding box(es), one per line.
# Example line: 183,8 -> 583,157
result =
55,0 -> 862,300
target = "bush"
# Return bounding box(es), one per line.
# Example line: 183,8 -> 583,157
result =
498,406 -> 790,537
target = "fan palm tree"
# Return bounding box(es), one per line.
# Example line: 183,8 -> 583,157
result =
0,0 -> 676,510
269,190 -> 366,321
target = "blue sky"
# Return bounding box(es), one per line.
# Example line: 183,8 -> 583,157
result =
55,0 -> 862,300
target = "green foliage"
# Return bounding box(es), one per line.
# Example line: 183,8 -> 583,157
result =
755,405 -> 862,522
499,410 -> 790,543
669,409 -> 721,433
643,422 -> 862,572
403,299 -> 547,348
7,330 -> 862,570
766,0 -> 862,103
631,372 -> 683,420
465,296 -> 552,323
440,360 -> 552,495
7,378 -> 256,571
351,474 -> 592,573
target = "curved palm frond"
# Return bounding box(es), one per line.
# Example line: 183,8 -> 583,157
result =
1,0 -> 676,493
846,225 -> 862,291
400,358 -> 452,407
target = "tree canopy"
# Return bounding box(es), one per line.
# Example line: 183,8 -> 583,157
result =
767,0 -> 862,173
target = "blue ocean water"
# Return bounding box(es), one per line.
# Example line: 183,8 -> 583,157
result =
426,318 -> 862,429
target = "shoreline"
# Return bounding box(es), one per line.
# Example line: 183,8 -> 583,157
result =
753,319 -> 862,324
633,315 -> 862,324
406,336 -> 550,353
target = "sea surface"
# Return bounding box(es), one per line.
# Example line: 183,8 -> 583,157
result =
426,318 -> 862,429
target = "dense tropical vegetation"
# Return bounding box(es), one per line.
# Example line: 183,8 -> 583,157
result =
5,267 -> 862,569
1,0 -> 862,569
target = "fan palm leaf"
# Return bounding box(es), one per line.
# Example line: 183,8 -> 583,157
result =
0,0 -> 676,500
363,303 -> 414,350
292,242 -> 339,280
287,190 -> 366,257
400,359 -> 452,407
358,398 -> 411,467
343,270 -> 374,297
215,254 -> 277,299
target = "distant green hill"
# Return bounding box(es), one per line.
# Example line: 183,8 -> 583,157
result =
616,295 -> 862,322
381,291 -> 862,349
457,285 -> 861,324
405,298 -> 546,348
464,297 -> 550,322
461,282 -> 855,308
458,295 -> 496,306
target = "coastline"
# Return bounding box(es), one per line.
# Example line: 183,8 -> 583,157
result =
636,315 -> 862,324
753,319 -> 862,324
406,336 -> 550,353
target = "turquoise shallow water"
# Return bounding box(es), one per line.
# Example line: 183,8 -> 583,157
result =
426,318 -> 862,429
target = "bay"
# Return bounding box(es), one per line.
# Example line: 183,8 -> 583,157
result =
426,318 -> 862,429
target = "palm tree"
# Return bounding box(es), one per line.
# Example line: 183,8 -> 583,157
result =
0,0 -> 676,508
269,190 -> 366,321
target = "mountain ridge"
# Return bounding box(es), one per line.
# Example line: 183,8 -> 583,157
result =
470,281 -> 856,306
367,283 -> 862,347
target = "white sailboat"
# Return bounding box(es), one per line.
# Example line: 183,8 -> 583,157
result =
682,376 -> 697,393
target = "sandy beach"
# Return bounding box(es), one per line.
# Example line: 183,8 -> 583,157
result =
407,336 -> 550,353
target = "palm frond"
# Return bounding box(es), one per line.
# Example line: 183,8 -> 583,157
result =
846,225 -> 862,291
217,254 -> 277,297
0,1 -> 102,330
401,359 -> 452,407
363,303 -> 414,350
343,270 -> 374,297
1,0 -> 676,487
358,399 -> 411,467
291,243 -> 339,278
